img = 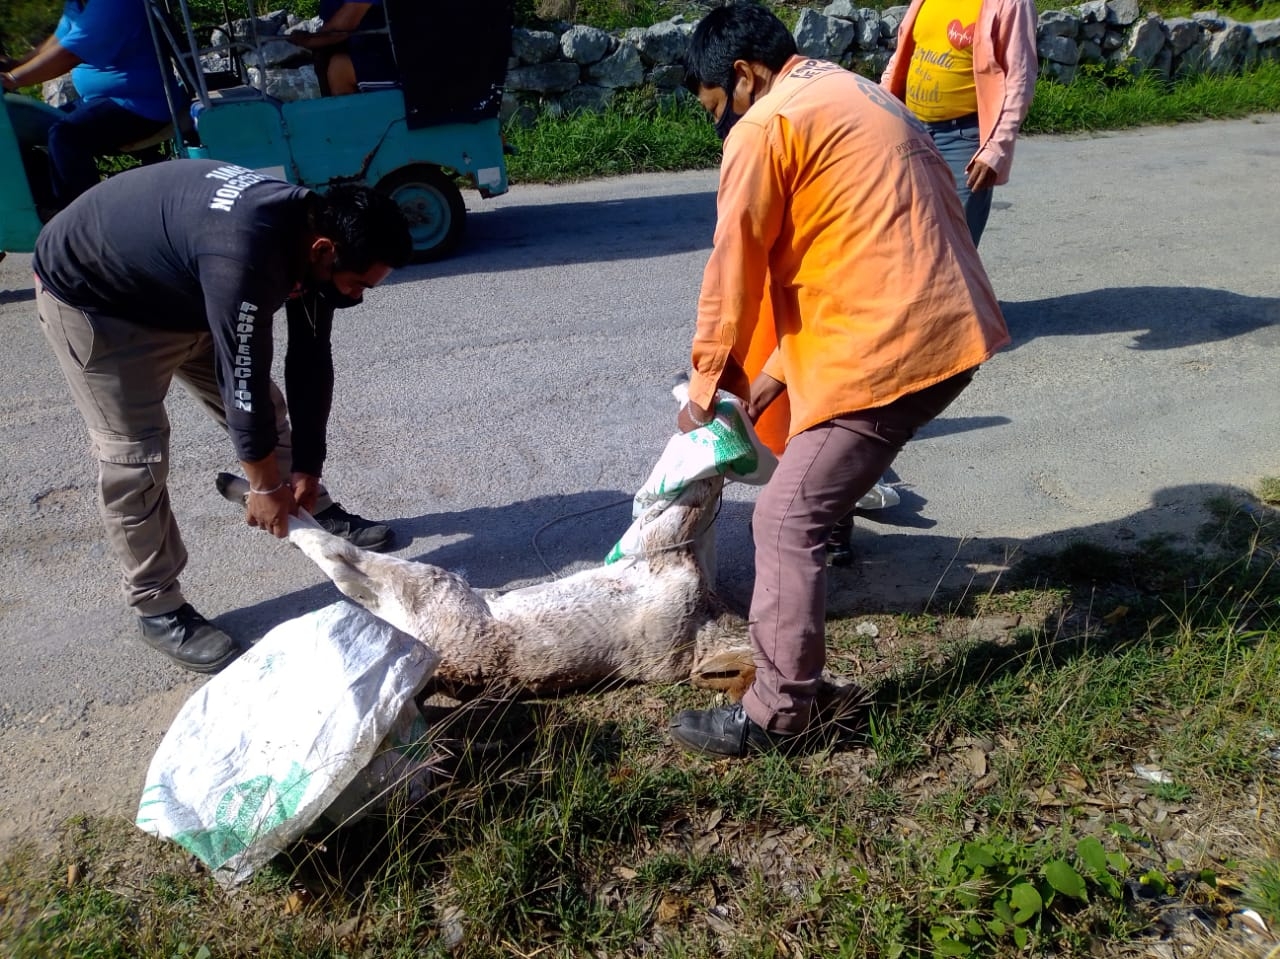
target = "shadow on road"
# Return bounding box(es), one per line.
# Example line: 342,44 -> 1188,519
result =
214,478 -> 1273,674
1002,286 -> 1280,351
386,188 -> 719,282
215,488 -> 639,641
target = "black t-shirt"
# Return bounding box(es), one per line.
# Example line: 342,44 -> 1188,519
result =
34,160 -> 332,474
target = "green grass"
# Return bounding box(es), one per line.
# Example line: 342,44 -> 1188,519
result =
505,88 -> 722,184
1025,60 -> 1280,134
4,492 -> 1280,957
504,61 -> 1280,184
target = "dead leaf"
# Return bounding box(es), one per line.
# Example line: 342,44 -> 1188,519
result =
693,833 -> 720,856
1103,605 -> 1130,625
704,807 -> 725,832
613,865 -> 638,881
973,771 -> 1000,791
704,908 -> 737,936
283,891 -> 309,916
1027,786 -> 1066,807
1060,769 -> 1090,791
334,916 -> 362,944
963,745 -> 989,777
656,896 -> 685,924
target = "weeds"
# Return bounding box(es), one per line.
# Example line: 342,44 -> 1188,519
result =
505,61 -> 1280,184
6,498 -> 1278,956
505,88 -> 722,183
1025,60 -> 1280,135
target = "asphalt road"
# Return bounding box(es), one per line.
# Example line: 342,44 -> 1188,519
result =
0,114 -> 1277,837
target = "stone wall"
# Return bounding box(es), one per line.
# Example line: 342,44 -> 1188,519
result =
500,3 -> 1280,119
42,4 -> 1280,113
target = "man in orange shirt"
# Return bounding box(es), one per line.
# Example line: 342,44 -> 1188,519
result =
669,3 -> 1009,758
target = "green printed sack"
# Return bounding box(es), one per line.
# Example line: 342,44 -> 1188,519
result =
606,384 -> 777,564
136,601 -> 438,884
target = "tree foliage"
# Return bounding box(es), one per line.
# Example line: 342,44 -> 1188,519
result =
0,0 -> 60,54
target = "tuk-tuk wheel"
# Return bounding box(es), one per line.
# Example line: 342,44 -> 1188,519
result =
375,164 -> 466,264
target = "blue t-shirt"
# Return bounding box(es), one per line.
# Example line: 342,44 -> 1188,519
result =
56,0 -> 172,121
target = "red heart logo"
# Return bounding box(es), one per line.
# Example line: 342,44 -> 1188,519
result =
947,19 -> 976,49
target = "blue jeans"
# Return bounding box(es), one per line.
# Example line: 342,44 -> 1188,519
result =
47,98 -> 168,207
925,114 -> 993,247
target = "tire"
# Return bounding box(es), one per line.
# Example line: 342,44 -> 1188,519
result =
375,164 -> 466,264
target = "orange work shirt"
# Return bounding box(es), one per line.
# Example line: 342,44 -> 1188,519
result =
689,56 -> 1009,442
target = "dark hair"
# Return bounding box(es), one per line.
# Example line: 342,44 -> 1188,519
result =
683,2 -> 797,96
313,184 -> 413,272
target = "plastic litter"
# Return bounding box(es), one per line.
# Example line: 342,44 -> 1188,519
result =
135,602 -> 438,884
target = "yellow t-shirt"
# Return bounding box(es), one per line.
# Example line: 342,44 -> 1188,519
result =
905,0 -> 983,121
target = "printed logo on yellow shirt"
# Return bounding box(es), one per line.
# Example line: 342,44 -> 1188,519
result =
947,19 -> 976,49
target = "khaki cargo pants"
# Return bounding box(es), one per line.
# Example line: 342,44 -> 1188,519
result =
36,277 -> 307,617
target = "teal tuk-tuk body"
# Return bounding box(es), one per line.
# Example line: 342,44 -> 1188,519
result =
187,90 -> 508,258
2,2 -> 512,262
158,0 -> 513,261
0,93 -> 61,254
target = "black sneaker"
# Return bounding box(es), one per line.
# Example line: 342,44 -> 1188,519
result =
826,513 -> 856,567
312,502 -> 395,552
138,603 -> 239,674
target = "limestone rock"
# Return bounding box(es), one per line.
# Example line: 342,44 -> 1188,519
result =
506,60 -> 582,94
1124,15 -> 1170,71
560,24 -> 611,65
1038,34 -> 1081,64
1039,10 -> 1081,38
1105,0 -> 1141,27
587,42 -> 644,88
794,9 -> 856,58
636,20 -> 692,66
1206,22 -> 1258,71
512,28 -> 561,65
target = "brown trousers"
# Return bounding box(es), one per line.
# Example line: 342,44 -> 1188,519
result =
741,369 -> 977,734
36,279 -> 317,616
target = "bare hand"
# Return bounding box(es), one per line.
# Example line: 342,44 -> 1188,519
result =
246,484 -> 296,538
746,372 -> 785,423
291,472 -> 322,514
966,159 -> 997,192
677,401 -> 713,434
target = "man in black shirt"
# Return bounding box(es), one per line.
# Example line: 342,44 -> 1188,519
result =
33,159 -> 412,673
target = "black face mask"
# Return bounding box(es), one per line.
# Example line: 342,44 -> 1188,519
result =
315,282 -> 363,310
714,89 -> 755,141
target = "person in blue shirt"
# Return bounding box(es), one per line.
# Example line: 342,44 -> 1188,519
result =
1,0 -> 174,209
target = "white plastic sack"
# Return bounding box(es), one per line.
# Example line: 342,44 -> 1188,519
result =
857,482 -> 901,510
321,697 -> 443,826
605,384 -> 778,564
135,601 -> 439,884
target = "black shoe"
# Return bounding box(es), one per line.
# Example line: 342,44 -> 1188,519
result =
669,702 -> 805,758
312,502 -> 395,552
826,514 -> 856,567
138,603 -> 239,674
